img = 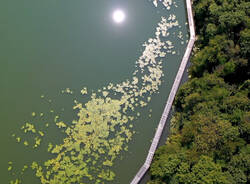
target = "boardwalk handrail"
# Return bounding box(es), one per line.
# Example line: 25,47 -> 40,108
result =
130,0 -> 195,183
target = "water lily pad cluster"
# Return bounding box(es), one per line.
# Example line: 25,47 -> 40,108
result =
28,14 -> 180,184
61,88 -> 74,95
153,0 -> 173,9
11,121 -> 46,149
9,1 -> 185,183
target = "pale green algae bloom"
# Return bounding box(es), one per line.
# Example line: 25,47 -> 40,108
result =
9,1 -> 184,182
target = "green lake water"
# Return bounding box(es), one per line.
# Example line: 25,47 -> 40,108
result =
0,0 -> 188,183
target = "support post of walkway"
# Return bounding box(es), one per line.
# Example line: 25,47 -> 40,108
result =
130,0 -> 195,183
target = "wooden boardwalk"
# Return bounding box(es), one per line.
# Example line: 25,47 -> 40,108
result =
130,0 -> 195,183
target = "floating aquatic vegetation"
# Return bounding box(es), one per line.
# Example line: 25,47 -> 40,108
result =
23,141 -> 29,146
54,115 -> 59,122
21,123 -> 36,134
55,121 -> 67,128
22,165 -> 28,172
47,143 -> 53,152
81,87 -> 88,95
15,137 -> 21,143
8,165 -> 12,171
17,15 -> 176,183
9,1 -> 187,182
9,179 -> 21,184
33,137 -> 41,148
102,91 -> 109,97
38,131 -> 44,137
178,31 -> 183,39
61,88 -> 73,95
152,0 -> 172,10
13,118 -> 48,151
29,14 -> 180,183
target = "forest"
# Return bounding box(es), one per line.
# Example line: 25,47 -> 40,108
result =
148,0 -> 250,183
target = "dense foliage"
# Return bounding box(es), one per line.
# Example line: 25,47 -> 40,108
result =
148,0 -> 250,183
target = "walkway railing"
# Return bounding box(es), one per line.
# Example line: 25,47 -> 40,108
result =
130,0 -> 195,183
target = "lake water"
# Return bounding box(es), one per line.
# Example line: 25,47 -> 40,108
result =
0,0 -> 188,183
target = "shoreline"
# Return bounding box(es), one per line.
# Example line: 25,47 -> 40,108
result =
130,0 -> 196,183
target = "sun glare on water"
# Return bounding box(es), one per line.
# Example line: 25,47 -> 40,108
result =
112,9 -> 126,23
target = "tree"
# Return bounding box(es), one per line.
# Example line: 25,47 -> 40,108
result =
148,0 -> 250,183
